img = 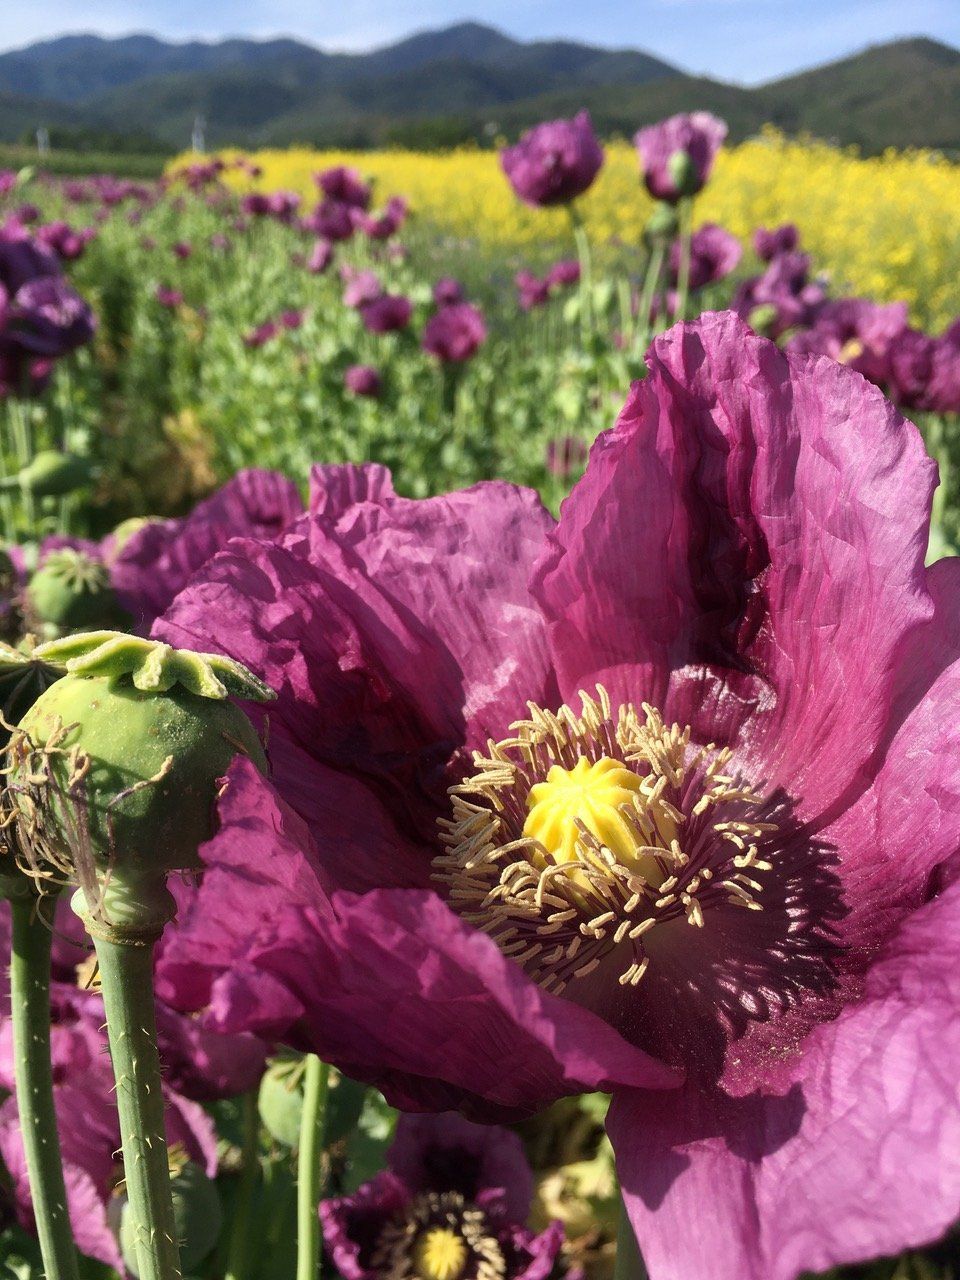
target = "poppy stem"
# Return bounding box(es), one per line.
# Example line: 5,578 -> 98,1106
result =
296,1054 -> 330,1280
675,196 -> 695,322
9,891 -> 81,1280
223,1089 -> 260,1280
92,930 -> 182,1280
637,240 -> 666,351
614,1196 -> 649,1280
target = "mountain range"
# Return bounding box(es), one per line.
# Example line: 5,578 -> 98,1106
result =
0,24 -> 958,154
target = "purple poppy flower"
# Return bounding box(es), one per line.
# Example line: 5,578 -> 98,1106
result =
501,111 -> 603,207
788,297 -> 909,387
668,223 -> 742,292
305,198 -> 356,243
360,293 -> 412,334
173,240 -> 192,260
357,196 -> 409,242
887,328 -> 960,414
321,1111 -> 567,1280
753,223 -> 800,261
634,112 -> 727,203
307,238 -> 333,274
314,165 -> 372,210
157,310 -> 960,1279
36,221 -> 95,262
546,435 -> 588,479
344,364 -> 382,398
733,251 -> 827,338
155,285 -> 183,308
280,308 -> 305,331
433,277 -> 465,307
7,277 -> 96,358
545,260 -> 581,290
0,171 -> 16,197
0,219 -> 60,294
422,302 -> 487,363
516,271 -> 551,311
110,468 -> 303,633
243,319 -> 279,348
343,268 -> 383,310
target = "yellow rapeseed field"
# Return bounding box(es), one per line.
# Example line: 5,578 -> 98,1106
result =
178,129 -> 960,329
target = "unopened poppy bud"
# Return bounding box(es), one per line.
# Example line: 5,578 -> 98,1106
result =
119,1159 -> 222,1275
258,1054 -> 306,1147
666,149 -> 699,199
748,303 -> 780,335
24,549 -> 127,639
4,450 -> 92,497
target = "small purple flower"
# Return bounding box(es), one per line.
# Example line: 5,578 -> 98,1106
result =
668,222 -> 742,292
501,111 -> 603,207
634,112 -> 727,202
422,302 -> 487,363
209,232 -> 231,252
172,240 -> 192,260
515,270 -> 551,311
433,277 -> 465,307
787,297 -> 909,387
305,198 -> 356,243
343,269 -> 383,310
36,221 -> 95,262
754,223 -> 799,261
321,1112 -> 566,1280
546,435 -> 588,479
314,165 -> 372,210
155,285 -> 183,309
360,293 -> 412,334
733,250 -> 826,337
0,171 -> 16,198
307,238 -> 333,274
344,364 -> 382,398
886,327 -> 960,414
545,260 -> 581,290
243,319 -> 279,348
280,309 -> 305,331
357,196 -> 408,241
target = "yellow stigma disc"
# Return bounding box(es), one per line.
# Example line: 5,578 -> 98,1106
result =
524,756 -> 646,867
413,1227 -> 469,1280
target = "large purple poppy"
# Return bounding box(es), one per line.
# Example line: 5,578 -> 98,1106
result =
501,112 -> 603,208
156,313 -> 960,1279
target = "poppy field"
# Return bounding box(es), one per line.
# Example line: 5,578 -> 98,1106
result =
0,109 -> 959,1280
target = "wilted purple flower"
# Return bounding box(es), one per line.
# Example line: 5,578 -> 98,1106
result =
172,240 -> 192,260
634,112 -> 727,202
754,223 -> 800,261
546,435 -> 588,479
357,196 -> 408,241
432,277 -> 465,307
314,165 -> 372,210
320,1112 -> 567,1280
305,198 -> 356,243
515,270 -> 551,311
545,260 -> 581,289
157,310 -> 960,1280
501,111 -> 603,207
307,238 -> 333,273
668,222 -> 742,292
343,268 -> 383,309
360,293 -> 412,333
36,221 -> 95,262
155,285 -> 183,309
422,302 -> 487,363
344,364 -> 382,398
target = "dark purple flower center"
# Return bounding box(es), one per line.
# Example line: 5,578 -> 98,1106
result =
372,1190 -> 504,1280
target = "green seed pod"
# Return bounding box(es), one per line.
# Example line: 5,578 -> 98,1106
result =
24,550 -> 127,640
119,1161 -> 223,1276
3,450 -> 93,498
666,148 -> 699,199
0,637 -> 64,747
258,1055 -> 306,1148
8,632 -> 274,932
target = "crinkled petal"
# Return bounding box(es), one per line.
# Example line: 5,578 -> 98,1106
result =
535,312 -> 937,822
608,879 -> 960,1280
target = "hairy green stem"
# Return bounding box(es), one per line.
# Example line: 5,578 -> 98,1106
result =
9,893 -> 81,1280
570,212 -> 594,349
614,1197 -> 648,1280
223,1090 -> 260,1280
93,934 -> 182,1280
296,1054 -> 330,1280
636,240 -> 666,353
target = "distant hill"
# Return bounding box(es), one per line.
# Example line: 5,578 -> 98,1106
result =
0,25 -> 958,155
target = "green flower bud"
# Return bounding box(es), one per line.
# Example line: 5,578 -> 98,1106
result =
747,304 -> 780,336
24,550 -> 127,640
666,148 -> 699,199
644,200 -> 680,244
258,1054 -> 306,1148
2,451 -> 92,498
119,1161 -> 222,1275
8,632 -> 274,932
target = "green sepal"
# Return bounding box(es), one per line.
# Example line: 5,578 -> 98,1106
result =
33,632 -> 275,703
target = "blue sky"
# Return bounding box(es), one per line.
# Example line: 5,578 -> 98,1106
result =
3,0 -> 960,84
